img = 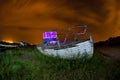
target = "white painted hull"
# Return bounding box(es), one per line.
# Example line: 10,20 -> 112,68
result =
37,36 -> 94,59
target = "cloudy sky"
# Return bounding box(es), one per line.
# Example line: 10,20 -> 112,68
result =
0,0 -> 120,44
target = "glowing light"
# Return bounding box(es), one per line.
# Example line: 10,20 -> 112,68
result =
3,40 -> 14,43
43,31 -> 57,44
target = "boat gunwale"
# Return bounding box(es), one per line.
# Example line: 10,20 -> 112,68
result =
38,38 -> 91,50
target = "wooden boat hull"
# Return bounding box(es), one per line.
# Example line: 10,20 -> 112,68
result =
37,36 -> 94,59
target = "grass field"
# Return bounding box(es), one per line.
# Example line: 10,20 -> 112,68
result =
0,47 -> 120,80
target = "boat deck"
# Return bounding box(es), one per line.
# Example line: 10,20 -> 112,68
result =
38,39 -> 90,50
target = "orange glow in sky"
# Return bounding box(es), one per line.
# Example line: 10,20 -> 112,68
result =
2,40 -> 14,43
0,0 -> 120,44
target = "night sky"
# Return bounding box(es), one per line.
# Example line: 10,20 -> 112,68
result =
0,0 -> 120,44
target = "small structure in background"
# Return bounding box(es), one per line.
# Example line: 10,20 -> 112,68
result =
0,40 -> 35,52
20,41 -> 27,46
0,41 -> 18,51
37,25 -> 94,59
19,41 -> 35,47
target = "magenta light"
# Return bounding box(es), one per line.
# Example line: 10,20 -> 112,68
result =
43,31 -> 57,44
43,31 -> 57,39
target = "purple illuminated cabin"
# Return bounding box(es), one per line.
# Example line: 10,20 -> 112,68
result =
43,31 -> 57,44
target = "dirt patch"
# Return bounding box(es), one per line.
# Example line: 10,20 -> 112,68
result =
19,54 -> 30,61
13,53 -> 31,61
96,46 -> 120,61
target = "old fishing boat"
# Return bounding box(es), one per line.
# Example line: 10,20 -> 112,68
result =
37,25 -> 94,59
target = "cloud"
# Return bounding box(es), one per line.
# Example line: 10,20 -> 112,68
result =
0,0 -> 120,43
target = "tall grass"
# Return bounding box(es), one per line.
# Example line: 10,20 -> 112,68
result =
0,47 -> 120,80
